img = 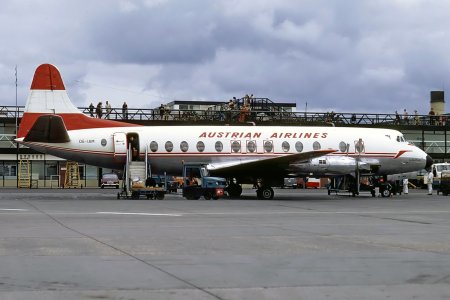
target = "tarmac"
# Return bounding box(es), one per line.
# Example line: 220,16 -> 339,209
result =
0,188 -> 450,300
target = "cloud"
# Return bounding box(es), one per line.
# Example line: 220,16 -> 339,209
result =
1,0 -> 450,114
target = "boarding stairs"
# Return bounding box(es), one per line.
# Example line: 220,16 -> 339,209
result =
64,161 -> 80,188
18,159 -> 31,188
122,145 -> 150,197
128,161 -> 146,182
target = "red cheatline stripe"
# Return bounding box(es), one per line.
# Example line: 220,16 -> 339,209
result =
24,142 -> 402,159
394,150 -> 411,159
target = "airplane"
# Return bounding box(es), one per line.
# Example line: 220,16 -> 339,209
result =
16,64 -> 433,199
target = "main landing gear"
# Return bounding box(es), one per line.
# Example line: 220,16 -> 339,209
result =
226,179 -> 275,200
226,182 -> 242,198
256,186 -> 274,200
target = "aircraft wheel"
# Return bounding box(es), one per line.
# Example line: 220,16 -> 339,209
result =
381,189 -> 391,197
204,191 -> 212,200
227,183 -> 242,198
257,187 -> 274,200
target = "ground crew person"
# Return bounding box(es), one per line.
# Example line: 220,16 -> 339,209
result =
402,178 -> 409,194
427,171 -> 434,195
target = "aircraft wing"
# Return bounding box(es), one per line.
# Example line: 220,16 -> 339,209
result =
208,149 -> 336,178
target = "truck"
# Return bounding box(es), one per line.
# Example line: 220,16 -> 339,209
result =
182,163 -> 227,200
439,170 -> 450,196
419,162 -> 450,193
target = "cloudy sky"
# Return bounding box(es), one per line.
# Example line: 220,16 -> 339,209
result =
1,0 -> 450,113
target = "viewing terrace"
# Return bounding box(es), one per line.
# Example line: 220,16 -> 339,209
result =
0,104 -> 445,128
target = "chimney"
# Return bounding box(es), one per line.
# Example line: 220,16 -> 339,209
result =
430,91 -> 445,115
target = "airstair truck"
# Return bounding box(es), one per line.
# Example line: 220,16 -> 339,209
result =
182,163 -> 226,200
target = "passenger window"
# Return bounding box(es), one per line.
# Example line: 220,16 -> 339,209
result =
313,141 -> 321,150
264,141 -> 273,153
247,140 -> 256,153
295,141 -> 303,152
231,141 -> 241,153
180,141 -> 189,152
339,141 -> 347,152
150,141 -> 158,152
196,141 -> 205,152
282,141 -> 290,152
215,141 -> 223,152
165,141 -> 173,152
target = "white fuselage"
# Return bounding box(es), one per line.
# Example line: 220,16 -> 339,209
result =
20,125 -> 428,177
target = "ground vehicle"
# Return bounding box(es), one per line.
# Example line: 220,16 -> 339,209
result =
101,173 -> 119,189
328,175 -> 393,197
182,163 -> 226,200
283,178 -> 298,189
118,175 -> 167,200
431,163 -> 450,191
151,175 -> 178,193
439,170 -> 450,196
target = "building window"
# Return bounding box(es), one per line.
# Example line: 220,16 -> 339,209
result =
1,163 -> 16,177
180,141 -> 189,152
247,140 -> 256,153
282,141 -> 290,152
231,141 -> 241,153
295,141 -> 303,152
196,141 -> 205,152
264,141 -> 273,153
150,141 -> 158,152
165,141 -> 173,152
313,141 -> 321,150
215,141 -> 223,152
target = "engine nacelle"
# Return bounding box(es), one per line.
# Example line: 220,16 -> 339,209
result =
292,155 -> 381,176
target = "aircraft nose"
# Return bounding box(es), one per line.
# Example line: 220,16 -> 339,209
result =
425,155 -> 433,171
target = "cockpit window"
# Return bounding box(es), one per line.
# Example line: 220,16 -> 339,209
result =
396,135 -> 406,142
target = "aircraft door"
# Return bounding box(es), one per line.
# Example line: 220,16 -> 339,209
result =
127,133 -> 140,161
113,132 -> 127,161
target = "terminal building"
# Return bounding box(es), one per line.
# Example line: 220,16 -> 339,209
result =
0,94 -> 449,188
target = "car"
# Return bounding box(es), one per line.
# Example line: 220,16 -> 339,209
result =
101,173 -> 120,189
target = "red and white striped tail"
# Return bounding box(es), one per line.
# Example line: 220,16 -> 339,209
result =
18,64 -> 136,139
26,64 -> 80,114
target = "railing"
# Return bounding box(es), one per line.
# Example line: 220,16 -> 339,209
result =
1,105 -> 448,127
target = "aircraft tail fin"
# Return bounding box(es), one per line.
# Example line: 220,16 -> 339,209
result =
17,64 -> 137,138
